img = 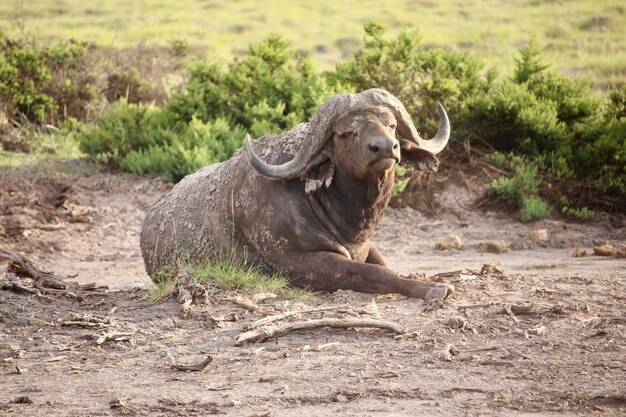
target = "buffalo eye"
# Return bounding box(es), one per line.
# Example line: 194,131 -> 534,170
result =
338,131 -> 356,140
388,124 -> 396,130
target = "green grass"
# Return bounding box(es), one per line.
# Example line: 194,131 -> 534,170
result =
144,252 -> 314,304
189,254 -> 291,294
144,276 -> 176,306
1,0 -> 625,90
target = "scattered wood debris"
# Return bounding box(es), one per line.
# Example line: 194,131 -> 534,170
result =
429,262 -> 504,284
10,396 -> 34,404
503,302 -> 568,322
174,268 -> 209,315
235,317 -> 404,346
245,304 -> 350,330
169,354 -> 213,372
58,313 -> 111,328
228,295 -> 274,316
479,261 -> 504,275
243,301 -> 382,331
572,246 -> 588,257
444,316 -> 472,330
437,343 -> 459,361
96,331 -> 135,346
0,249 -> 107,299
527,325 -> 547,337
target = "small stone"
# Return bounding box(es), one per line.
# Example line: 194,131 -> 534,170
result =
335,394 -> 348,403
527,229 -> 548,242
435,234 -> 463,250
478,240 -> 509,254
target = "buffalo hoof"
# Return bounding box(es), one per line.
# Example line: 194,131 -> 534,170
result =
424,283 -> 455,301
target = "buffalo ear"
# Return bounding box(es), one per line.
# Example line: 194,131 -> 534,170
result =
399,139 -> 440,172
299,150 -> 335,194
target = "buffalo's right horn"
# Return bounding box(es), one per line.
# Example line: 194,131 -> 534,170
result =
245,93 -> 352,180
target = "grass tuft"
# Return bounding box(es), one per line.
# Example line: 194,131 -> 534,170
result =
143,252 -> 313,304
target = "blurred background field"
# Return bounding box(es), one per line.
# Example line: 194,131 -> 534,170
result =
1,0 -> 625,90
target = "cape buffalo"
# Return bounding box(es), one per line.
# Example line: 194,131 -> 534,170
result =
140,88 -> 454,300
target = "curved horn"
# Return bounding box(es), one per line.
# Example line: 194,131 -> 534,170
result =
245,93 -> 353,179
359,88 -> 450,155
416,102 -> 450,155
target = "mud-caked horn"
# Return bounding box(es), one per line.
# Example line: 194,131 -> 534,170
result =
245,93 -> 353,180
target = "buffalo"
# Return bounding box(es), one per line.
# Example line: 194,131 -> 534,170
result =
140,88 -> 454,300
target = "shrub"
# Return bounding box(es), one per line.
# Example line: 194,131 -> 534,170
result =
0,33 -> 56,123
329,22 -> 497,133
487,153 -> 551,222
80,35 -> 339,180
471,41 -> 625,212
123,117 -> 246,182
520,196 -> 551,222
78,101 -> 160,165
105,67 -> 164,104
168,34 -> 337,132
0,32 -> 97,124
559,197 -> 595,221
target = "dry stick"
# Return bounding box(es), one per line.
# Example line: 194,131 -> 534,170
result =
235,317 -> 404,346
1,277 -> 39,295
170,355 -> 214,372
228,296 -> 273,316
503,304 -> 520,323
1,249 -> 106,294
244,304 -> 352,330
0,248 -> 44,280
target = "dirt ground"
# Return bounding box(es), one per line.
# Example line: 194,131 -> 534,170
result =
1,161 -> 624,416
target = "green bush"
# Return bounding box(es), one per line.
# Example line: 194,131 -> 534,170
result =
520,196 -> 551,222
469,41 -> 624,212
0,33 -> 56,123
167,34 -> 337,132
329,22 -> 497,132
78,102 -> 161,165
0,32 -> 96,124
559,197 -> 595,221
105,67 -> 164,104
79,35 -> 338,180
123,117 -> 246,182
487,153 -> 551,222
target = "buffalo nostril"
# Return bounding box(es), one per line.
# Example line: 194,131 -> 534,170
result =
392,142 -> 399,150
368,144 -> 380,154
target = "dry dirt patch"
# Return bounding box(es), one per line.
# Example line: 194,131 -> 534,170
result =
1,164 -> 625,416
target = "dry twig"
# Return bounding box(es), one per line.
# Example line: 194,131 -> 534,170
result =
169,355 -> 213,372
96,331 -> 135,345
235,317 -> 404,346
229,295 -> 274,316
245,304 -> 350,330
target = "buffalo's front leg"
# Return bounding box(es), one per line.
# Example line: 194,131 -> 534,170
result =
365,245 -> 388,267
290,251 -> 454,300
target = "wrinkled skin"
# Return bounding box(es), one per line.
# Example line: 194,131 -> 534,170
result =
141,94 -> 454,300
